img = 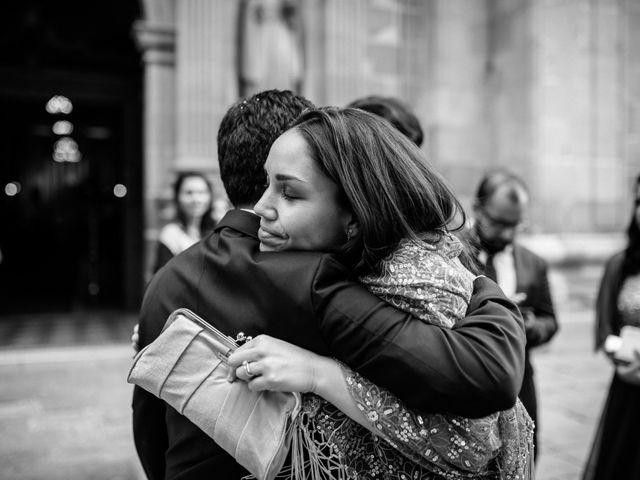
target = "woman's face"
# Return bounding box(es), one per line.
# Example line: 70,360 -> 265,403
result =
254,129 -> 353,253
177,176 -> 211,221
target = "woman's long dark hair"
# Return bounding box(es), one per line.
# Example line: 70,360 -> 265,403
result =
172,172 -> 215,234
623,175 -> 640,277
290,107 -> 467,273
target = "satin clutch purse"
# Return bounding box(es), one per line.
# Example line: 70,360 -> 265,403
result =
127,308 -> 302,480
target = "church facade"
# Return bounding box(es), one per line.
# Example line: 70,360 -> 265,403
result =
136,0 -> 638,267
0,0 -> 637,311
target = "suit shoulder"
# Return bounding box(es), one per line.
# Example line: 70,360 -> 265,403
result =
516,244 -> 549,268
256,250 -> 339,273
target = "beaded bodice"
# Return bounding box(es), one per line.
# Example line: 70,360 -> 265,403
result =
618,273 -> 640,328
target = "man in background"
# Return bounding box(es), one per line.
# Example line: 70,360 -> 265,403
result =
347,95 -> 424,147
468,169 -> 559,460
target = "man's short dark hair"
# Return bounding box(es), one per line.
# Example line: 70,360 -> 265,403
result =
347,95 -> 424,147
475,169 -> 529,207
217,89 -> 315,207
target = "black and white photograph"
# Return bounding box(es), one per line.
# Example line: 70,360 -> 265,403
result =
1,1 -> 639,479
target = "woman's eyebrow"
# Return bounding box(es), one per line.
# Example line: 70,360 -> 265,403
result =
274,173 -> 307,183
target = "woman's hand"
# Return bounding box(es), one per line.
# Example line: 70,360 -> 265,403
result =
616,351 -> 640,386
228,336 -> 371,430
227,335 -> 324,394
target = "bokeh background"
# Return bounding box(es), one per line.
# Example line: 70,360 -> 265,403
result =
0,1 -> 637,479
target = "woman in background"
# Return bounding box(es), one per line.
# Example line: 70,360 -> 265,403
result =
583,174 -> 640,480
153,172 -> 215,273
132,172 -> 216,353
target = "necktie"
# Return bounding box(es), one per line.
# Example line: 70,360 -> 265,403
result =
484,253 -> 497,282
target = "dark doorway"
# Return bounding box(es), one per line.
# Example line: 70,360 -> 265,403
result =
0,1 -> 143,314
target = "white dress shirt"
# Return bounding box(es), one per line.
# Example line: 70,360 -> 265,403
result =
479,245 -> 517,299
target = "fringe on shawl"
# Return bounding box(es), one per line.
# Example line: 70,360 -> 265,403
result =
242,397 -> 535,480
242,400 -> 353,480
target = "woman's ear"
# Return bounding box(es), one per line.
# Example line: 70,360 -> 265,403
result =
345,217 -> 360,242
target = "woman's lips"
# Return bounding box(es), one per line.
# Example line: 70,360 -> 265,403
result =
258,227 -> 288,250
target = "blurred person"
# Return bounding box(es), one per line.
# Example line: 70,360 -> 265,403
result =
582,174 -> 640,480
132,90 -> 526,480
347,94 -> 424,147
131,172 -> 216,348
153,171 -> 215,273
226,107 -> 533,479
465,169 -> 559,461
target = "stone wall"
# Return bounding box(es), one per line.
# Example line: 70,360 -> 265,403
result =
136,0 -> 639,276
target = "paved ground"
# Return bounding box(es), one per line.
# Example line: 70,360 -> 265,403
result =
535,309 -> 611,480
0,265 -> 613,479
0,313 -> 144,480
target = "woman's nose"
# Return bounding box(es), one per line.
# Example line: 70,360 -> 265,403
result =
254,193 -> 276,220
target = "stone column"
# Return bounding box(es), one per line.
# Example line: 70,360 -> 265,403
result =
622,0 -> 640,193
531,0 -> 624,232
133,19 -> 177,279
429,0 -> 490,205
174,0 -> 237,202
301,0 -> 328,104
486,0 -> 534,182
323,0 -> 366,106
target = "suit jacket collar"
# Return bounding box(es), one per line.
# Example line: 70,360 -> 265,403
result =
214,209 -> 260,239
512,244 -> 524,293
512,243 -> 539,295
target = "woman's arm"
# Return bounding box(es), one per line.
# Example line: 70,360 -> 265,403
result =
310,255 -> 525,417
226,335 -> 371,429
227,335 -> 504,474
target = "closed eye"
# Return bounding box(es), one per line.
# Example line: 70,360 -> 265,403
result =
281,186 -> 298,200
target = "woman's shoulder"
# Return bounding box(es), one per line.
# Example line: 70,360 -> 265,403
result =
371,235 -> 472,282
401,232 -> 465,262
437,232 -> 465,259
601,250 -> 626,279
159,222 -> 195,256
608,250 -> 626,265
159,222 -> 185,242
159,222 -> 182,235
596,250 -> 625,279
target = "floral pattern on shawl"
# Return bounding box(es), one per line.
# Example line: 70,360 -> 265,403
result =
279,236 -> 533,480
360,235 -> 475,328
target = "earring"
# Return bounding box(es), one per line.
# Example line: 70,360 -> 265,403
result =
346,227 -> 355,242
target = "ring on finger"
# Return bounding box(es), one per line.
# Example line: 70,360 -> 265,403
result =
243,360 -> 255,378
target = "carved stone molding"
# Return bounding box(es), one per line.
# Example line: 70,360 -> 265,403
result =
133,21 -> 176,65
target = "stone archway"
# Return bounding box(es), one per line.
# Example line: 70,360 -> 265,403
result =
0,1 -> 144,312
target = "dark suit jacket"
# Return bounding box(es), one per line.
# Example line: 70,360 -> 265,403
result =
513,244 -> 558,354
133,209 -> 526,480
512,244 -> 558,420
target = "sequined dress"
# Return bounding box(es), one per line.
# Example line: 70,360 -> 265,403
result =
283,235 -> 534,480
583,263 -> 640,480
